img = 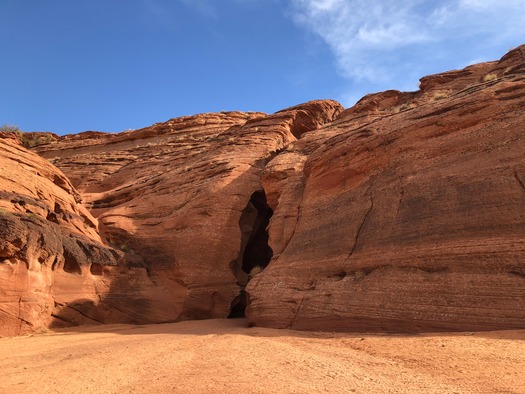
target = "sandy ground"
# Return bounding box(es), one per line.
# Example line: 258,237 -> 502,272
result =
1,319 -> 524,394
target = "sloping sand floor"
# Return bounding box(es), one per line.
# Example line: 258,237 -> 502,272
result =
1,319 -> 524,393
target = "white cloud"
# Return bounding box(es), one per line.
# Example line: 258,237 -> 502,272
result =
289,0 -> 525,91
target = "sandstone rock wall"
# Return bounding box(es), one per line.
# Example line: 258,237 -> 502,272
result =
247,46 -> 525,331
0,135 -> 162,336
3,46 -> 525,335
31,102 -> 342,328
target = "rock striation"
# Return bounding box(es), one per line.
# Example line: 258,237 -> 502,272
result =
2,45 -> 525,335
2,132 -> 202,336
0,135 -> 148,336
30,102 -> 342,329
247,45 -> 525,331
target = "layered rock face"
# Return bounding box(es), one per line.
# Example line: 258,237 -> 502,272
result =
0,135 -> 157,336
3,46 -> 525,335
247,46 -> 525,331
32,102 -> 342,327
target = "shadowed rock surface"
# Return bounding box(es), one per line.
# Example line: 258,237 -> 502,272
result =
0,135 -> 160,336
2,46 -> 525,335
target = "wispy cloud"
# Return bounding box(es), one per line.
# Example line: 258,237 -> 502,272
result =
179,0 -> 217,18
289,0 -> 525,102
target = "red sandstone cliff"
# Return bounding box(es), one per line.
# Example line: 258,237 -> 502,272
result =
247,45 -> 525,331
0,134 -> 148,336
2,45 -> 525,335
28,103 -> 342,329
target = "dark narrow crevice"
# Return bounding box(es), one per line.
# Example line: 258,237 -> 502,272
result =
228,190 -> 273,318
241,190 -> 273,274
344,189 -> 373,264
51,255 -> 59,271
228,290 -> 247,319
514,170 -> 525,192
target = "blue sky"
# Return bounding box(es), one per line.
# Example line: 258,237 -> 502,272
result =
1,0 -> 524,135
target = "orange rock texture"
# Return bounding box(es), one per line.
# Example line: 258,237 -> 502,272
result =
0,134 -> 154,336
2,45 -> 525,335
30,103 -> 342,330
247,46 -> 525,331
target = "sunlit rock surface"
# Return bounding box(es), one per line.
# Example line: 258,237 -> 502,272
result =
3,46 -> 525,335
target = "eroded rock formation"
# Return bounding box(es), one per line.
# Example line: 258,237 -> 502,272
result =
29,102 -> 342,330
247,45 -> 525,331
2,46 -> 525,335
0,134 -> 157,336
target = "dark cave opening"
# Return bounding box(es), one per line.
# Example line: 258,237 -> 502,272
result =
240,190 -> 274,274
228,190 -> 273,318
63,250 -> 82,275
228,290 -> 248,319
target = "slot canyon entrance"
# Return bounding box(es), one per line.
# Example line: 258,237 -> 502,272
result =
228,190 -> 273,318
